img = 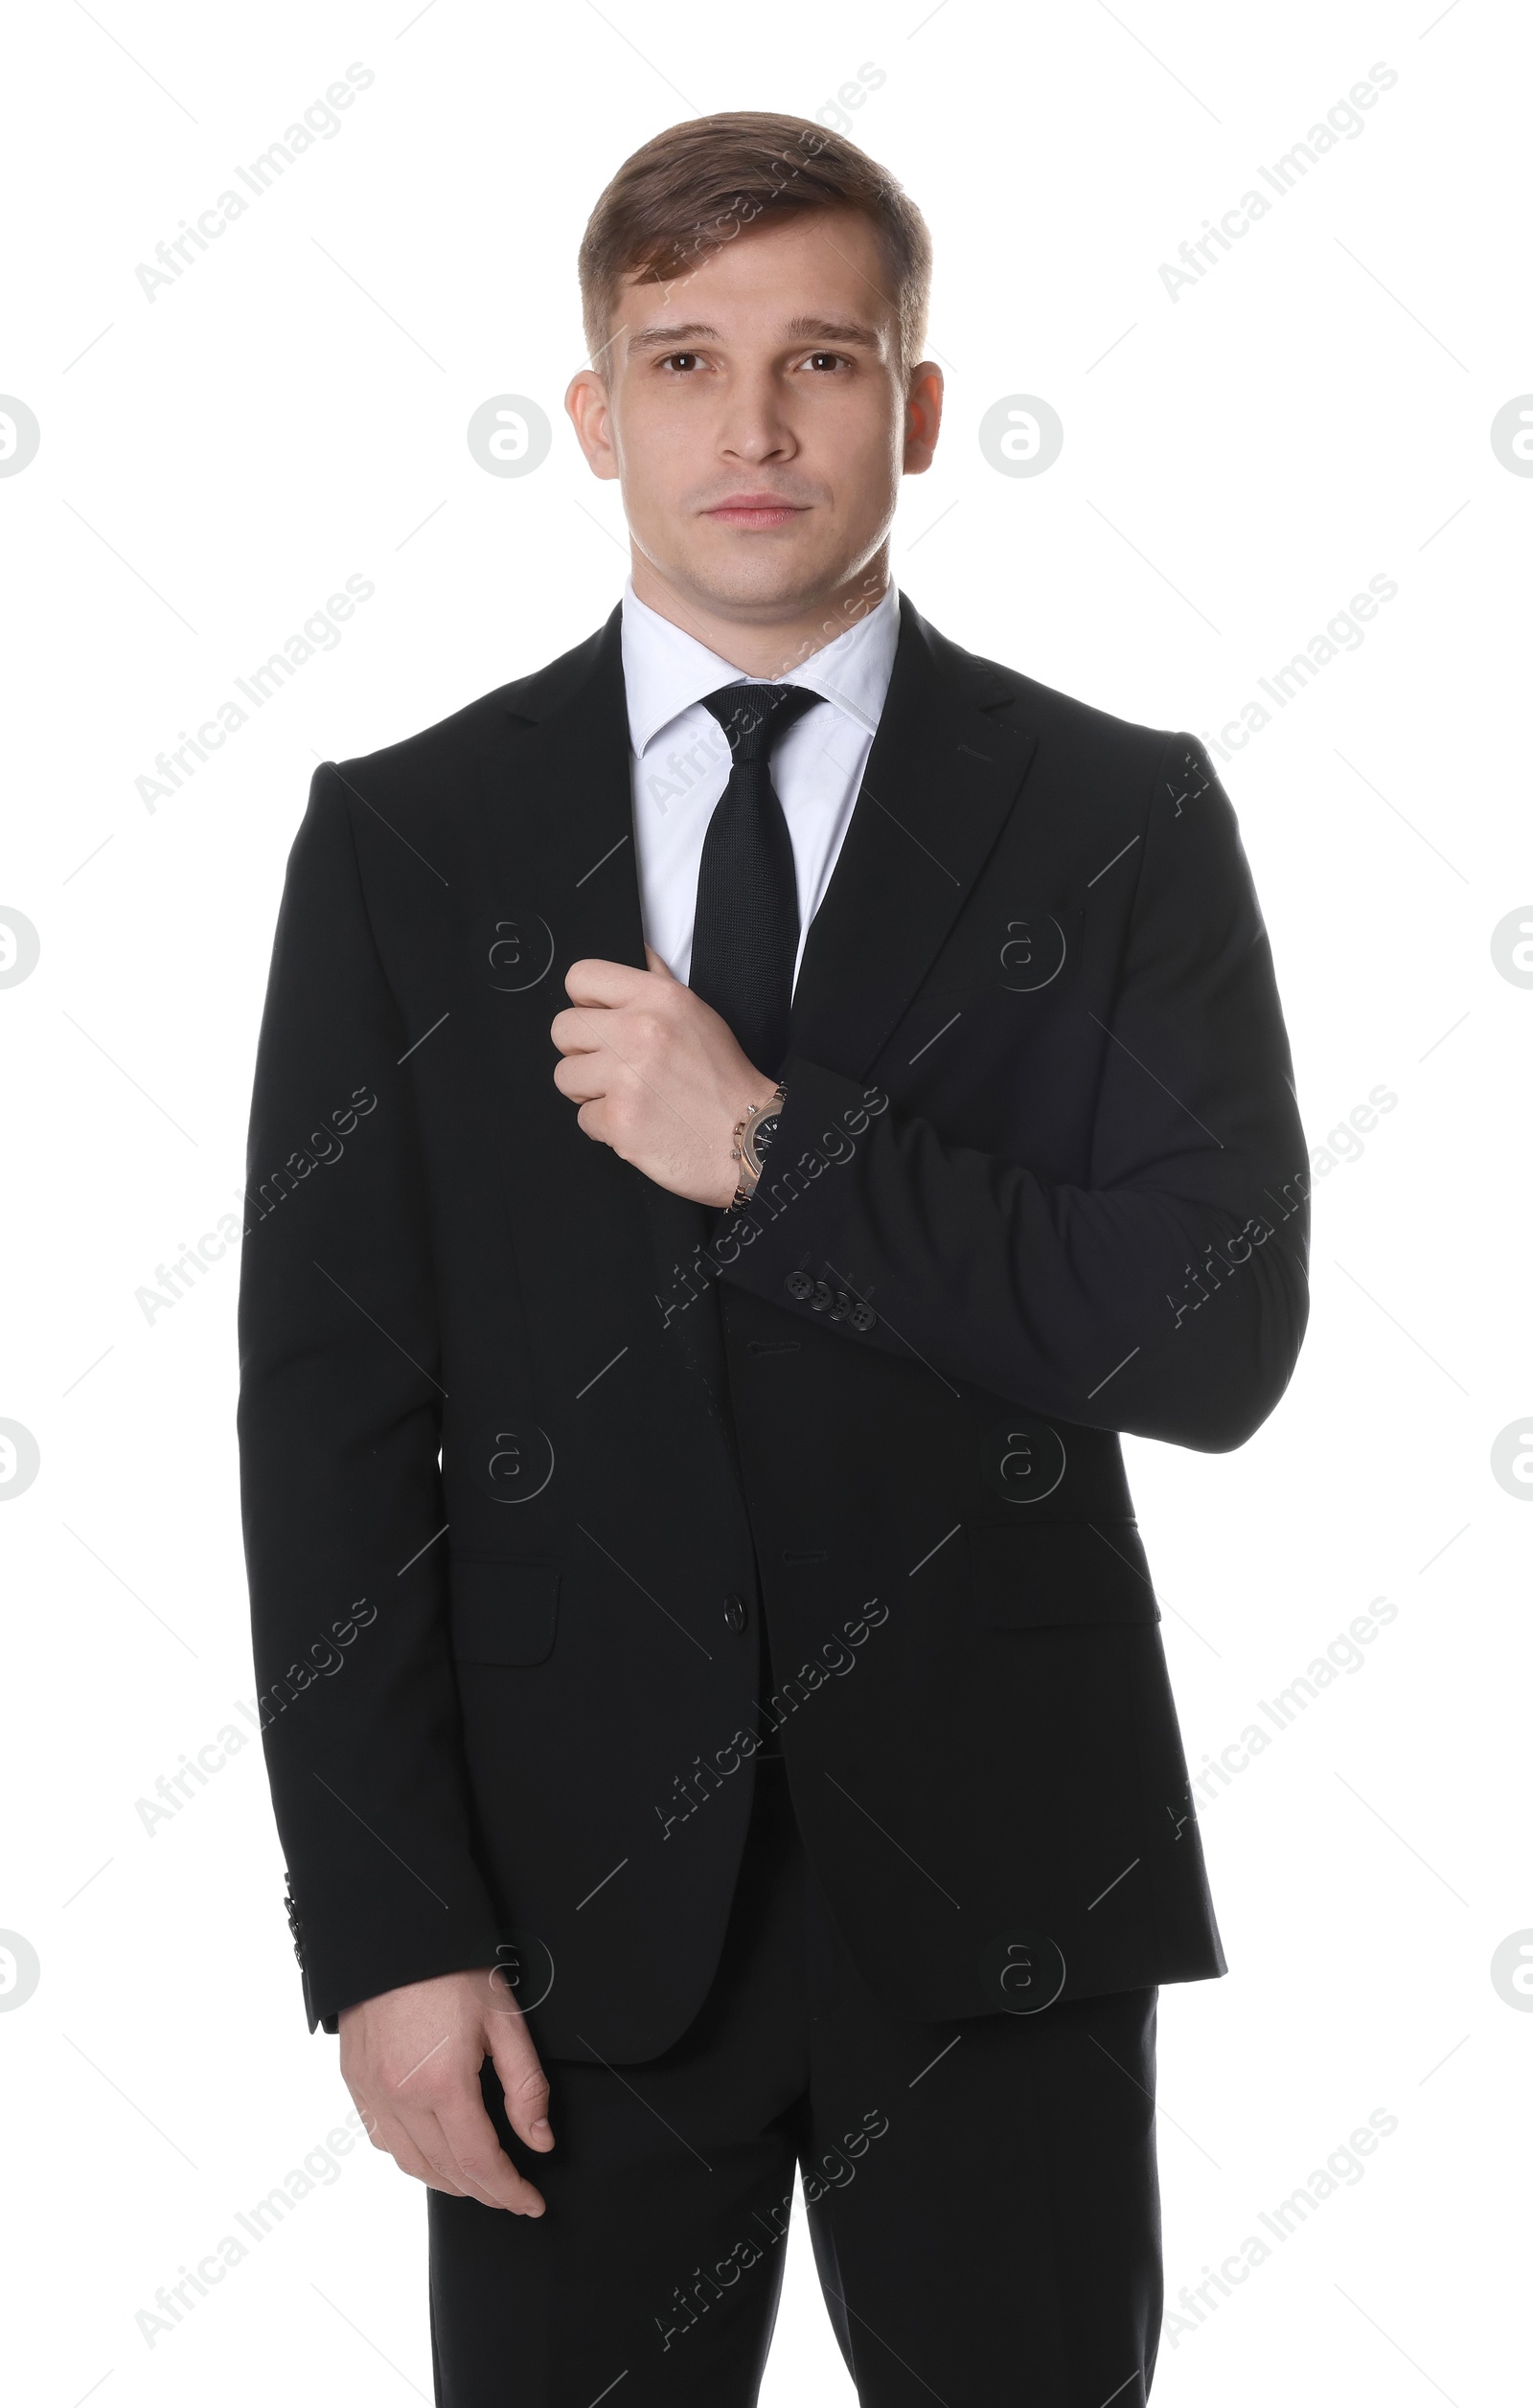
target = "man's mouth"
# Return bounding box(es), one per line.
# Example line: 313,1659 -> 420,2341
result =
702,495 -> 809,530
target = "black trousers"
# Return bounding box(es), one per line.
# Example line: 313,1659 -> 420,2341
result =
428,1759 -> 1162,2406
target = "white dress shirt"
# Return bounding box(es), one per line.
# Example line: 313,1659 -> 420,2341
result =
621,577 -> 901,994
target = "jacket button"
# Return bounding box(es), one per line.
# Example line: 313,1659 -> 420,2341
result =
811,1280 -> 835,1312
785,1270 -> 813,1301
723,1593 -> 747,1634
849,1301 -> 878,1332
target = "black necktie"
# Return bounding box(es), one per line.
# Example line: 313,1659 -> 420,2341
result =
690,681 -> 822,1078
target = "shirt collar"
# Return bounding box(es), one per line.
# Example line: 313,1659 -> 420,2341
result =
620,575 -> 901,760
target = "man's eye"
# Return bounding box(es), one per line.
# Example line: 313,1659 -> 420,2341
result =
804,352 -> 846,372
662,352 -> 701,372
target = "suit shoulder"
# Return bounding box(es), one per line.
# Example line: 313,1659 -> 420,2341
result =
324,615 -> 611,797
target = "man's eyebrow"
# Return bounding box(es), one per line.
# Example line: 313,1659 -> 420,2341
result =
626,315 -> 883,354
626,323 -> 719,353
779,315 -> 882,347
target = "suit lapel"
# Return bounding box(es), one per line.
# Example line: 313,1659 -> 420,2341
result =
789,592 -> 1040,1081
470,603 -> 733,1413
475,601 -> 648,976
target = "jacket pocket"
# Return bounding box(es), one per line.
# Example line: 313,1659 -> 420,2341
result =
448,1557 -> 561,1665
971,1519 -> 1159,1629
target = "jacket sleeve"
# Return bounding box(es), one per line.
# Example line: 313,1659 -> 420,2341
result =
711,734 -> 1310,1452
238,764 -> 503,2031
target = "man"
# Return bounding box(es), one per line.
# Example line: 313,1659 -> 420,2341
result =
239,110 -> 1309,2406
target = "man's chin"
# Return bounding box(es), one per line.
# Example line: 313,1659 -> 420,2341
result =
657,543 -> 846,625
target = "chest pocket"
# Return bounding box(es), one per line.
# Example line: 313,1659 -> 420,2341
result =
913,903 -> 1087,1009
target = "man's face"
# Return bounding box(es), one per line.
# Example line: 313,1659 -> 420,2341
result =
566,206 -> 941,628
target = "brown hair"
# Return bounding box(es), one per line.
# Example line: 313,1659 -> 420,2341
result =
578,111 -> 932,381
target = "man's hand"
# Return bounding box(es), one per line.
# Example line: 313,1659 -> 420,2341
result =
339,1966 -> 554,2215
551,946 -> 777,1206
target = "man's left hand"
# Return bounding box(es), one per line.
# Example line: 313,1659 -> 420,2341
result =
551,946 -> 778,1208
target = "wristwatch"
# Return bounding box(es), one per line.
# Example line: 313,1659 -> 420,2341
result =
730,1083 -> 786,1208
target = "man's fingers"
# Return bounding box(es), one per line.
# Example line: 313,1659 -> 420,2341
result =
393,2102 -> 496,2205
577,1099 -> 619,1147
550,1003 -> 603,1058
487,2020 -> 556,2153
435,2093 -> 547,2216
551,1051 -> 607,1102
359,2101 -> 469,2196
564,955 -> 645,1008
362,2082 -> 543,2214
386,2091 -> 533,2213
550,998 -> 648,1062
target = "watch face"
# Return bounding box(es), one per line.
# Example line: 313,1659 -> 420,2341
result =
752,1112 -> 780,1162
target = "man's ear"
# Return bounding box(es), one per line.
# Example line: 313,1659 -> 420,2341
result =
564,368 -> 619,482
903,362 -> 944,475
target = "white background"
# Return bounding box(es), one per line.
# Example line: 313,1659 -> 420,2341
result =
2,1 -> 1528,2400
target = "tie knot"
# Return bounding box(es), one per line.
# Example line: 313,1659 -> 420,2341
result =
698,680 -> 821,765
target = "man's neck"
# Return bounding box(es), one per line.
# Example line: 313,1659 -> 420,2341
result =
628,554 -> 892,679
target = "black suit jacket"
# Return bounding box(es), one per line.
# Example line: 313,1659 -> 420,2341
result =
237,591 -> 1309,2056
